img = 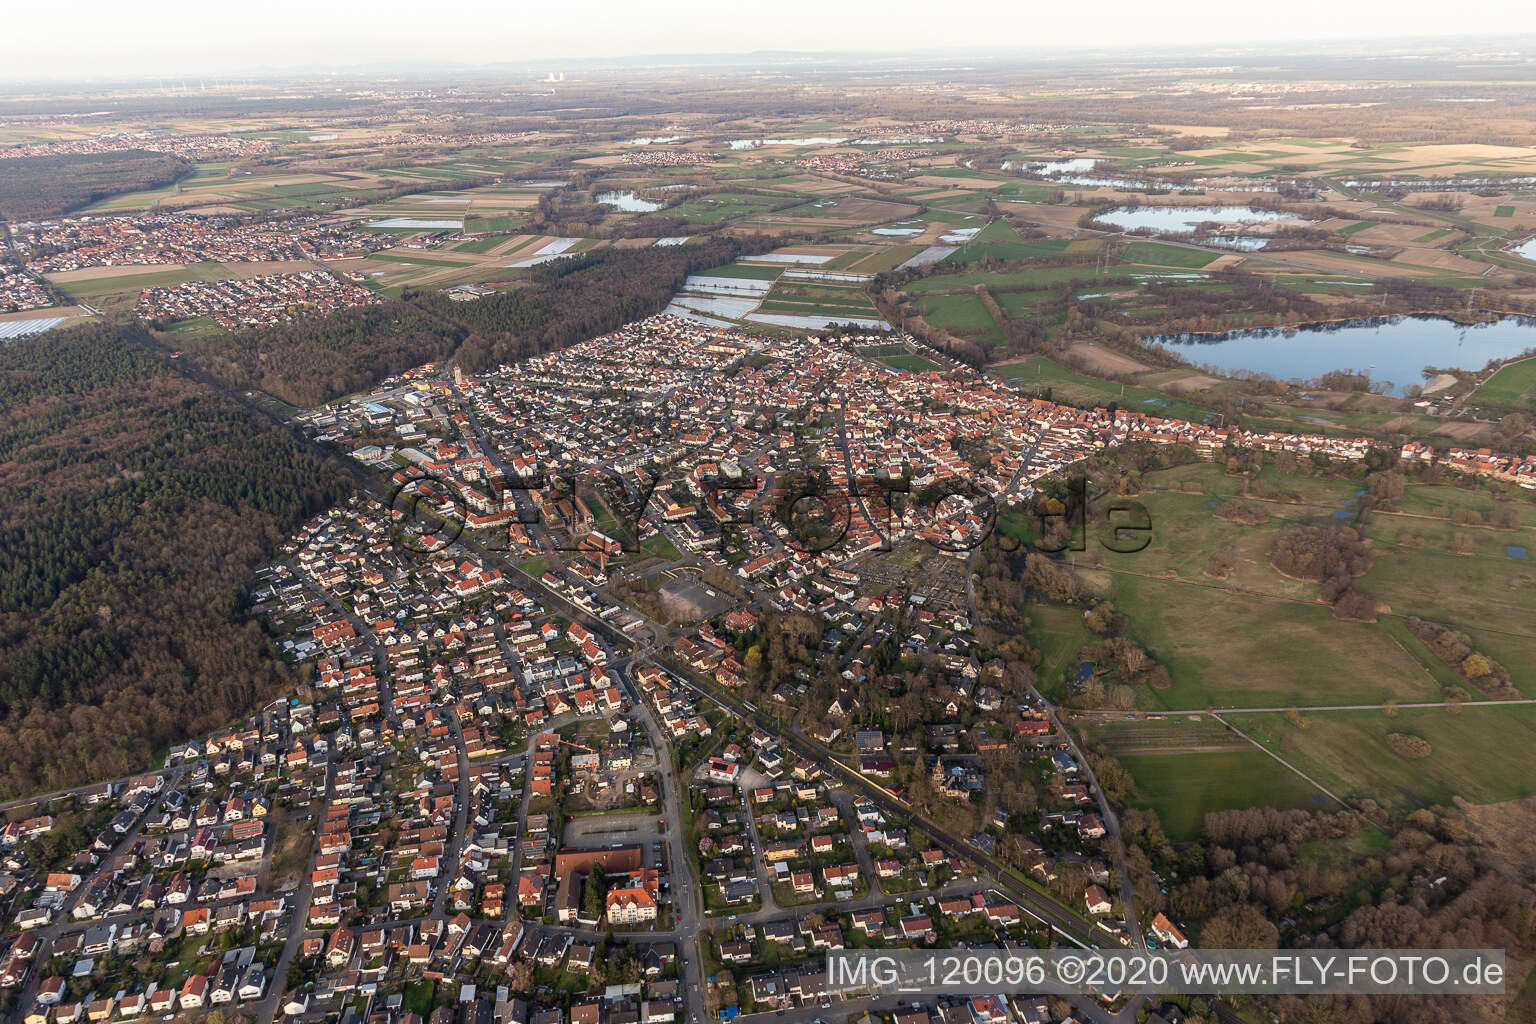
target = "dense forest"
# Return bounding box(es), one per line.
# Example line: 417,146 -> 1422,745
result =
0,320 -> 350,797
0,237 -> 766,795
432,236 -> 754,372
0,149 -> 189,220
163,300 -> 463,408
164,236 -> 759,406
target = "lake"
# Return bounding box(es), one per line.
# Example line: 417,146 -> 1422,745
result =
1154,315 -> 1536,396
1005,157 -> 1100,175
1095,205 -> 1299,236
595,191 -> 664,213
729,137 -> 847,149
1005,158 -> 1254,193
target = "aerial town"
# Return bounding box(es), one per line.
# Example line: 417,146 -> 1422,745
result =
6,33 -> 1536,1024
4,306 -> 1531,1024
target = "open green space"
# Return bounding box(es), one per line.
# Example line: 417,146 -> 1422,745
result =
1476,356 -> 1536,409
952,220 -> 1071,263
1026,602 -> 1095,702
1237,705 -> 1536,811
879,353 -> 941,372
671,192 -> 785,223
992,355 -> 1215,422
1072,570 -> 1442,711
1117,750 -> 1325,840
1359,512 -> 1536,641
916,293 -> 1004,344
905,265 -> 1116,295
1121,241 -> 1220,268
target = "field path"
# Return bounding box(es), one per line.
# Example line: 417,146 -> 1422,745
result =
1217,697 -> 1536,713
1211,712 -> 1352,808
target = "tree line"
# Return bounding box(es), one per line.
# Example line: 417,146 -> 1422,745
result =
0,149 -> 189,221
164,236 -> 778,407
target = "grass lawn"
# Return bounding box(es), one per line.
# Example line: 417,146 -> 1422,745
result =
952,220 -> 1071,263
1027,603 -> 1094,702
1073,571 -> 1442,710
1476,356 -> 1536,409
917,293 -> 1005,344
1118,750 -> 1326,840
639,533 -> 682,560
701,262 -> 784,280
991,355 -> 1215,422
1236,705 -> 1536,811
1122,241 -> 1220,268
994,289 -> 1058,316
1359,511 -> 1536,637
672,193 -> 782,223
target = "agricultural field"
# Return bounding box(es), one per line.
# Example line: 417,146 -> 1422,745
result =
992,356 -> 1216,422
1077,717 -> 1327,839
951,220 -> 1071,263
915,293 -> 1004,344
1119,751 -> 1326,840
1475,356 -> 1536,409
1237,705 -> 1536,812
1121,241 -> 1220,269
753,280 -> 883,321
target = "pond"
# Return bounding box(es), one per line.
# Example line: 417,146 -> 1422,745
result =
1094,205 -> 1300,236
729,137 -> 848,149
1005,157 -> 1100,175
595,191 -> 664,213
1005,158 -> 1266,193
1154,315 -> 1536,397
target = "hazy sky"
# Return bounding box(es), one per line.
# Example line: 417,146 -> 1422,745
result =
8,0 -> 1536,82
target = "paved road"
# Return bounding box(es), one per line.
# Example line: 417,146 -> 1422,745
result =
255,756 -> 335,1024
614,659 -> 710,1017
9,766 -> 186,1015
659,657 -> 1105,949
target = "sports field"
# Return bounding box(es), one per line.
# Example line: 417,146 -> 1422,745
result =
880,353 -> 941,372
